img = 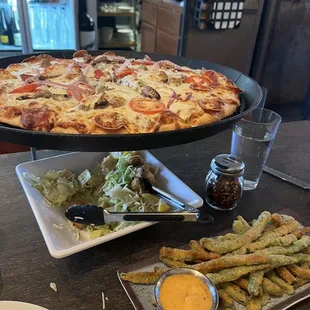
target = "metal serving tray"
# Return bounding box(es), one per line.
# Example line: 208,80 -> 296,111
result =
118,209 -> 310,310
0,51 -> 262,152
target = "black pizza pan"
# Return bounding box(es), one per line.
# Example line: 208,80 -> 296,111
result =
0,51 -> 262,152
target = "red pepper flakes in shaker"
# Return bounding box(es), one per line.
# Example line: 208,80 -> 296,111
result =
205,154 -> 244,211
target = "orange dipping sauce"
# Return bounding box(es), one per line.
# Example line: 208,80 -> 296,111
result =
158,274 -> 213,310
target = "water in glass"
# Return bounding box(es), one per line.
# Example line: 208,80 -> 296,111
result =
231,122 -> 275,190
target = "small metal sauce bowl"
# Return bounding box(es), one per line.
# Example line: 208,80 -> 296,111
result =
154,268 -> 219,310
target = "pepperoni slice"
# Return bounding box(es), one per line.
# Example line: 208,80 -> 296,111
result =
198,99 -> 225,112
184,75 -> 209,84
20,106 -> 52,131
73,50 -> 88,58
129,98 -> 166,115
158,110 -> 184,124
94,112 -> 124,130
94,69 -> 105,79
103,51 -> 116,57
190,83 -> 211,91
184,75 -> 198,84
202,70 -> 219,84
227,85 -> 243,95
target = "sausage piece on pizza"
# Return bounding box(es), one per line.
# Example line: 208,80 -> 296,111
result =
22,54 -> 55,64
94,111 -> 124,131
0,103 -> 55,131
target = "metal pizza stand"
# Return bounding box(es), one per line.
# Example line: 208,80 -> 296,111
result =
0,51 -> 263,155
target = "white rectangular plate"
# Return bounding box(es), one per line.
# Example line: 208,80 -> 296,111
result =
16,151 -> 203,259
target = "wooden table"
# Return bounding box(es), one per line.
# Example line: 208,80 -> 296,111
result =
0,121 -> 309,310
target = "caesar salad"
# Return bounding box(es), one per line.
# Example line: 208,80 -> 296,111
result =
25,152 -> 170,239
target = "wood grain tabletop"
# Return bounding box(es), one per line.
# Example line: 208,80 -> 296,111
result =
0,121 -> 309,310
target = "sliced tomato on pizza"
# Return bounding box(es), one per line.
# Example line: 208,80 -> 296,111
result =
129,98 -> 166,115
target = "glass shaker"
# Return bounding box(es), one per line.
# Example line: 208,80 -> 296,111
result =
205,154 -> 244,211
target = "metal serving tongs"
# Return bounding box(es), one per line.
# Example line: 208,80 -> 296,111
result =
65,181 -> 213,225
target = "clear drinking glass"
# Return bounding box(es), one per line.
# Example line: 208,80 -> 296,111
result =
230,108 -> 282,190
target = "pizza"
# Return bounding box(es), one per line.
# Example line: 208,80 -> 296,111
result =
0,51 -> 242,134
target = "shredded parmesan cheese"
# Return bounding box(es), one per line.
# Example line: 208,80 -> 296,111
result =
75,230 -> 80,240
53,223 -> 66,230
50,282 -> 57,292
102,292 -> 106,309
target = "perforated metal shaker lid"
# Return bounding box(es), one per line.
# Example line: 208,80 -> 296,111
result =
210,154 -> 245,176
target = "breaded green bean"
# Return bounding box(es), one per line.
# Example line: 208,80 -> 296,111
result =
216,233 -> 239,241
192,254 -> 270,274
207,233 -> 238,245
254,235 -> 310,256
120,271 -> 163,284
281,214 -> 296,222
289,253 -> 310,263
207,264 -> 270,285
233,220 -> 247,234
269,255 -> 297,268
198,233 -> 238,253
233,216 -> 250,234
249,255 -> 296,276
271,213 -> 286,227
262,278 -> 283,297
246,296 -> 261,310
159,246 -> 219,263
293,276 -> 309,289
268,234 -> 297,247
301,262 -> 310,269
276,266 -> 296,284
287,264 -> 310,280
238,220 -> 300,254
266,270 -> 294,295
231,247 -> 248,255
189,240 -> 206,252
302,247 -> 310,254
248,271 -> 264,296
292,227 -> 310,239
154,266 -> 167,273
220,282 -> 248,305
237,215 -> 251,231
260,291 -> 270,306
233,278 -> 249,292
160,257 -> 187,268
218,289 -> 234,307
293,263 -> 310,288
200,211 -> 271,254
263,224 -> 277,233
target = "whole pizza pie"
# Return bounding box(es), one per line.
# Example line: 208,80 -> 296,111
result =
0,51 -> 242,134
